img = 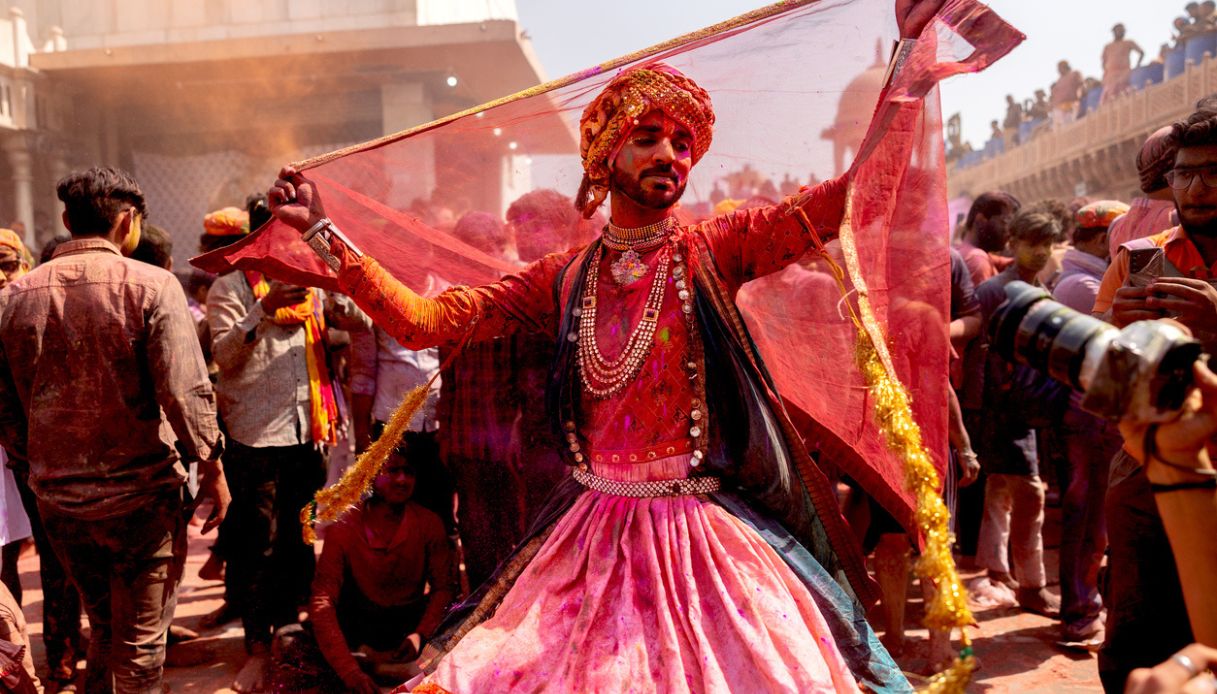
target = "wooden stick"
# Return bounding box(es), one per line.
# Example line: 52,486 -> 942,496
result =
293,0 -> 818,170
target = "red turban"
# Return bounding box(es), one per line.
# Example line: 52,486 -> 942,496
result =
1137,125 -> 1176,194
577,63 -> 715,218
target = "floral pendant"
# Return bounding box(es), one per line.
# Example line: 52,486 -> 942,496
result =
610,249 -> 649,285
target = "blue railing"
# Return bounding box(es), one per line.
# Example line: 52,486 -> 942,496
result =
1130,62 -> 1164,90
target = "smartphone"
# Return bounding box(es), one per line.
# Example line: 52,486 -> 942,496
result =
1127,247 -> 1163,288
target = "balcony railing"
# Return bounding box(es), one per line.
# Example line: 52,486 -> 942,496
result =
948,45 -> 1217,198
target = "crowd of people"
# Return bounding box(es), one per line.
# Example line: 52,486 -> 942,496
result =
954,4 -> 1217,167
944,96 -> 1217,692
0,110 -> 1205,692
0,3 -> 1213,692
0,170 -> 634,692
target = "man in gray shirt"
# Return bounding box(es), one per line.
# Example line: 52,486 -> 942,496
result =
207,260 -> 367,691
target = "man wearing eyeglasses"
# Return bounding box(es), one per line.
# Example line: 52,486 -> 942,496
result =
1090,106 -> 1217,691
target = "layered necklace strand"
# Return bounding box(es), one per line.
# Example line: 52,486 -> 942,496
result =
576,242 -> 671,399
603,216 -> 677,285
566,237 -> 710,468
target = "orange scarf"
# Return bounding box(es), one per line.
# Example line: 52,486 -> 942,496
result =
246,271 -> 340,445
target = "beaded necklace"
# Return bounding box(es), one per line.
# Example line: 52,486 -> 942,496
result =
566,237 -> 709,469
575,243 -> 671,399
603,217 -> 677,285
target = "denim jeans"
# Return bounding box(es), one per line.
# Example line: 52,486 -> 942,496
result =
1058,404 -> 1120,631
224,440 -> 326,650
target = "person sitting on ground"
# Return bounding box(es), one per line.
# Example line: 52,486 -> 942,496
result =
0,582 -> 40,693
271,445 -> 458,693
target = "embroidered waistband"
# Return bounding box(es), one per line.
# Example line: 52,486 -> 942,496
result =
584,439 -> 694,465
573,467 -> 720,498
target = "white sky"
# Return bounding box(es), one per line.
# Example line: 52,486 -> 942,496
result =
516,0 -> 1184,148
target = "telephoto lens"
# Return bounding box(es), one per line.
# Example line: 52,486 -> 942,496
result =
988,281 -> 1202,423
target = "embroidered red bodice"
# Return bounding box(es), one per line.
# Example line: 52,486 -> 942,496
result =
338,179 -> 846,462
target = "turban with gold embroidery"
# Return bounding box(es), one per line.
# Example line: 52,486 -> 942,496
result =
576,63 -> 715,218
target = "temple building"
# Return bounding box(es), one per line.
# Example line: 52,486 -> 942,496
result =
0,0 -> 548,267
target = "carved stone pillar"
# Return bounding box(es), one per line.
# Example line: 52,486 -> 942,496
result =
47,142 -> 70,239
4,135 -> 34,247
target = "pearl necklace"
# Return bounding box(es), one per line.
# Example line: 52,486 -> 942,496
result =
565,238 -> 709,468
574,243 -> 671,399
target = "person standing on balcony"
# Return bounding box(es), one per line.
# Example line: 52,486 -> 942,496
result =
1050,60 -> 1084,129
1002,94 -> 1023,148
988,120 -> 1003,145
1101,24 -> 1144,105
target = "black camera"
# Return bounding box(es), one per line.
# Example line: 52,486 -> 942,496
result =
989,281 -> 1203,423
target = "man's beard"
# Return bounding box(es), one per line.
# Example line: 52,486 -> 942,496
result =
1179,205 -> 1217,239
611,165 -> 687,211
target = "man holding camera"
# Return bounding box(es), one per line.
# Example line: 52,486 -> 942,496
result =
1091,106 -> 1217,692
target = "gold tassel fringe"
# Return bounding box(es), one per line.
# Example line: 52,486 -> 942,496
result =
301,382 -> 433,544
796,199 -> 975,693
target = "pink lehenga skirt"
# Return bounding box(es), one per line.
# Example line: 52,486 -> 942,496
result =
413,458 -> 861,693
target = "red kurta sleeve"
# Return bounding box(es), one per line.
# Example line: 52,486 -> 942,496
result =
697,175 -> 848,290
309,519 -> 363,683
336,244 -> 578,350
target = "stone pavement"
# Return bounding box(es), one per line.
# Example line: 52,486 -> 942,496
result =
9,506 -> 1101,693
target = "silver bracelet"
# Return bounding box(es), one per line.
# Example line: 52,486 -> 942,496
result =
301,217 -> 365,272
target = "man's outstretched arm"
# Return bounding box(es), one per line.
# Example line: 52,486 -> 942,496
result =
269,166 -> 566,350
698,0 -> 946,286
